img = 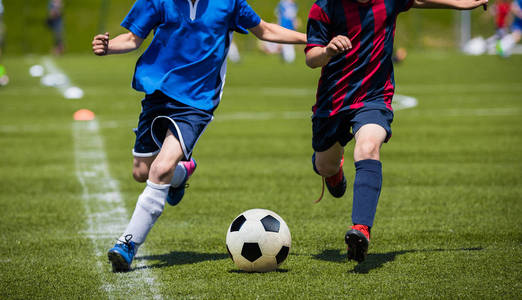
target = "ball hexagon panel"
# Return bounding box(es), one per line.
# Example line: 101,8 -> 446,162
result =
258,233 -> 284,256
252,255 -> 278,273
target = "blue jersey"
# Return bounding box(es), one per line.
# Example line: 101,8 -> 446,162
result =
306,0 -> 413,117
121,0 -> 261,111
277,1 -> 298,30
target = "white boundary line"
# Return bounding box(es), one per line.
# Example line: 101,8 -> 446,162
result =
215,94 -> 419,121
73,119 -> 162,299
393,94 -> 418,111
40,57 -> 84,99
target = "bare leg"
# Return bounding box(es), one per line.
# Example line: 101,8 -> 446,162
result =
314,142 -> 344,177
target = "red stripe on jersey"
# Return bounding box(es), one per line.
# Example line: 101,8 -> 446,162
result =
383,17 -> 397,109
349,102 -> 365,109
330,0 -> 362,117
352,0 -> 388,105
309,3 -> 331,24
383,73 -> 394,110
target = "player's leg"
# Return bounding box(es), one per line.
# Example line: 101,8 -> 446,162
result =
0,14 -> 8,87
311,114 -> 353,200
281,44 -> 296,63
345,123 -> 387,262
133,156 -> 155,182
133,154 -> 197,193
313,142 -> 347,198
497,20 -> 522,56
108,129 -> 183,272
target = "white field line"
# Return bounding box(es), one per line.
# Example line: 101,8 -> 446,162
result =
41,57 -> 84,99
73,119 -> 162,299
225,84 -> 522,96
214,94 -> 418,121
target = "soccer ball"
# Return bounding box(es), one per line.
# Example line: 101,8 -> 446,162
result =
226,209 -> 291,272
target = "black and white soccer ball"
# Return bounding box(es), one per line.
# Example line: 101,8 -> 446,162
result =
226,209 -> 291,272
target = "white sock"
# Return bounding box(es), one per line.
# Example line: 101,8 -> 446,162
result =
500,34 -> 516,54
170,162 -> 187,188
119,180 -> 169,246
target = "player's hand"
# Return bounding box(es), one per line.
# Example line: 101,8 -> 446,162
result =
92,32 -> 110,56
456,0 -> 488,10
325,35 -> 352,58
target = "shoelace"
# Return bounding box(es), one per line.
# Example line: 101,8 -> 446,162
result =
315,178 -> 325,203
314,157 -> 344,203
117,234 -> 135,256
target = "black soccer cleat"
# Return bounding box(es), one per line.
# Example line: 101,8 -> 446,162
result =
325,173 -> 347,198
345,225 -> 370,262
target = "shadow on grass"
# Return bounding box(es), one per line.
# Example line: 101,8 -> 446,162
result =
229,269 -> 290,274
313,247 -> 483,274
133,251 -> 229,270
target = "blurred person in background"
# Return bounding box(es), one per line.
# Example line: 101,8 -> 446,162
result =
392,47 -> 408,64
497,0 -> 522,56
486,0 -> 511,51
0,0 -> 8,86
276,0 -> 299,62
228,39 -> 241,63
47,0 -> 64,55
493,0 -> 512,38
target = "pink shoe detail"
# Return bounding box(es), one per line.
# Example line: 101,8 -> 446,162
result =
181,158 -> 197,178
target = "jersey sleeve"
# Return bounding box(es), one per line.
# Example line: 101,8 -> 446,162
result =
231,0 -> 261,34
305,2 -> 332,53
121,0 -> 162,39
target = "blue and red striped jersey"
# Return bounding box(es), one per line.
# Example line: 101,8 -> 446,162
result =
306,0 -> 413,117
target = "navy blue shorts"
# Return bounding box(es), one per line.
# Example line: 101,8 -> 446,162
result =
312,106 -> 394,152
133,91 -> 213,160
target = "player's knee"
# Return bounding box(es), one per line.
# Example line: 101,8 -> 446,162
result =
132,168 -> 149,183
149,160 -> 176,183
355,140 -> 380,160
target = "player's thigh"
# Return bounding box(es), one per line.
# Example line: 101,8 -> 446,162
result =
353,124 -> 387,161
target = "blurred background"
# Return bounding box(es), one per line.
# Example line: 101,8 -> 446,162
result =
0,0 -> 511,55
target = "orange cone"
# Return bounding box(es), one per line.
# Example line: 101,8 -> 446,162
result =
73,109 -> 95,121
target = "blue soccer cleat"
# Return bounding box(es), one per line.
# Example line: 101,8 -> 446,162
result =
166,158 -> 197,206
107,234 -> 136,272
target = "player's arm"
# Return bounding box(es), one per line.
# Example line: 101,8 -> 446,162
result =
249,20 -> 306,44
412,0 -> 488,9
305,35 -> 352,69
92,32 -> 144,56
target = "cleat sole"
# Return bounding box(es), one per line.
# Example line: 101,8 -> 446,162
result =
108,251 -> 131,272
345,229 -> 369,263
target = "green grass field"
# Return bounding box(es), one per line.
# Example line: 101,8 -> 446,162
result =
0,51 -> 521,298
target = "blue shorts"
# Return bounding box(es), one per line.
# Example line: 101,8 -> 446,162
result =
312,106 -> 394,152
133,91 -> 213,160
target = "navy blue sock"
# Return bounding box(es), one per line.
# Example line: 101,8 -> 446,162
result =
352,159 -> 382,227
